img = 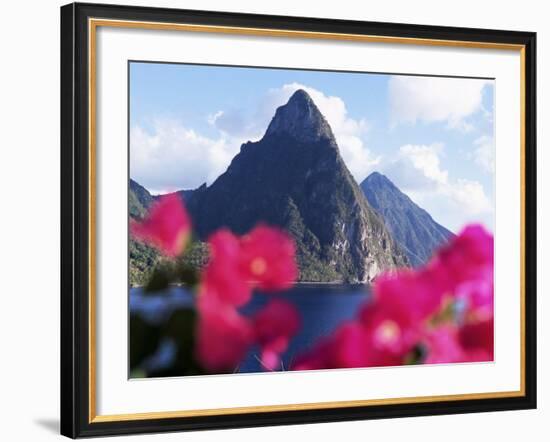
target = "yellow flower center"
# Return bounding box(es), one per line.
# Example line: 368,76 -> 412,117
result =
250,257 -> 267,276
377,320 -> 400,344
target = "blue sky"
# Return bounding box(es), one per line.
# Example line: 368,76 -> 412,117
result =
130,62 -> 494,233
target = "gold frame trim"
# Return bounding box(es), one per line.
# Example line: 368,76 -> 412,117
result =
88,18 -> 527,424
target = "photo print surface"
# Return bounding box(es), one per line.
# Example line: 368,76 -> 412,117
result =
128,61 -> 495,378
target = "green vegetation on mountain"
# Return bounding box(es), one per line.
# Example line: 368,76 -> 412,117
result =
129,239 -> 159,286
129,180 -> 209,286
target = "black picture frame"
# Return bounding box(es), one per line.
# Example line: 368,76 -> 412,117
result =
60,2 -> 537,438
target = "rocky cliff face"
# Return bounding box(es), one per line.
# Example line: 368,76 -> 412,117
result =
361,172 -> 454,267
129,179 -> 154,219
186,90 -> 408,282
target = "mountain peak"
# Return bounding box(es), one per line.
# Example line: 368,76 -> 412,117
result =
364,172 -> 395,188
362,173 -> 403,199
361,172 -> 454,267
288,88 -> 315,106
264,89 -> 335,143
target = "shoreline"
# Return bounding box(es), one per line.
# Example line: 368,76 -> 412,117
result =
130,281 -> 370,290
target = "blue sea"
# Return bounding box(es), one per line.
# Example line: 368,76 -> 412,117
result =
130,284 -> 369,375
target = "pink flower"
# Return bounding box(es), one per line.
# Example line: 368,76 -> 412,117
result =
456,276 -> 494,320
329,322 -> 371,368
240,225 -> 298,291
201,229 -> 251,306
194,225 -> 300,372
371,269 -> 444,325
432,224 -> 493,291
199,225 -> 299,307
292,322 -> 369,370
359,304 -> 410,356
348,315 -> 409,367
423,319 -> 494,365
424,326 -> 465,364
459,317 -> 494,362
130,194 -> 191,258
292,339 -> 333,371
360,269 -> 445,356
253,299 -> 300,370
291,223 -> 494,372
292,321 -> 403,370
195,295 -> 253,373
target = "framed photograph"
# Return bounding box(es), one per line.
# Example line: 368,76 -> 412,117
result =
60,2 -> 536,438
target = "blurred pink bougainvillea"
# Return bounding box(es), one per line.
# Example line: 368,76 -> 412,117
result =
240,225 -> 298,291
131,193 -> 494,374
292,224 -> 494,371
253,299 -> 301,370
195,294 -> 254,372
131,195 -> 301,373
198,225 -> 298,308
130,194 -> 191,258
195,224 -> 299,372
200,229 -> 252,307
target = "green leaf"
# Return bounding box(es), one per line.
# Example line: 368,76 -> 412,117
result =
175,263 -> 200,287
404,344 -> 426,365
129,368 -> 147,378
129,314 -> 162,371
163,309 -> 205,376
144,262 -> 175,293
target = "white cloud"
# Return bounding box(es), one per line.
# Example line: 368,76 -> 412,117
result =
472,135 -> 495,173
399,144 -> 448,185
130,119 -> 240,193
383,143 -> 493,232
389,76 -> 491,130
447,179 -> 492,215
